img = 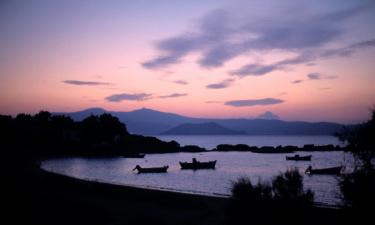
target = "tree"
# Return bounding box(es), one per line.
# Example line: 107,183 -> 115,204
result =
337,109 -> 375,209
336,110 -> 375,170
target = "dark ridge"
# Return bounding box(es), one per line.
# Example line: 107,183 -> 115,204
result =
161,122 -> 246,135
54,107 -> 348,135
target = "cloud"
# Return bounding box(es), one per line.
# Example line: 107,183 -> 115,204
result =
63,80 -> 111,86
106,93 -> 152,102
230,64 -> 280,76
229,52 -> 317,76
142,2 -> 373,70
307,73 -> 321,80
230,37 -> 373,77
225,98 -> 284,107
292,80 -> 303,84
206,79 -> 234,89
173,80 -> 188,85
158,93 -> 188,99
257,111 -> 280,120
307,72 -> 338,80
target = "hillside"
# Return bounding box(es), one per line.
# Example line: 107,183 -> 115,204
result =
55,108 -> 345,135
161,122 -> 246,135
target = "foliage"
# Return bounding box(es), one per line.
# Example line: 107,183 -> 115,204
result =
229,168 -> 314,225
336,110 -> 375,169
336,109 -> 375,210
231,177 -> 272,204
231,168 -> 313,207
272,169 -> 314,205
0,111 -> 182,157
340,168 -> 375,209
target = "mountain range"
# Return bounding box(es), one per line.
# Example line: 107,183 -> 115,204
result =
55,107 -> 345,135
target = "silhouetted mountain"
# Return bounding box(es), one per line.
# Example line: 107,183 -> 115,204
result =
55,108 -> 345,135
162,122 -> 246,135
55,107 -> 107,121
112,108 -> 195,134
211,119 -> 343,135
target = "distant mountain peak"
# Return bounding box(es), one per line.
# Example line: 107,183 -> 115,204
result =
257,111 -> 280,120
72,107 -> 106,114
136,107 -> 158,113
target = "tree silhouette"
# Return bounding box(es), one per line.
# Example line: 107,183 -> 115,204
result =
337,109 -> 375,210
337,110 -> 375,169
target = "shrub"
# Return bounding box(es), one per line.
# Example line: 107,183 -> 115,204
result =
231,177 -> 272,204
231,168 -> 313,207
229,169 -> 314,225
340,168 -> 375,209
272,168 -> 314,206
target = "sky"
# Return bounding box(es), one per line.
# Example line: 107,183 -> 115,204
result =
1,0 -> 375,123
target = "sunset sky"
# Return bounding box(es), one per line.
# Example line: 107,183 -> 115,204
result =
1,0 -> 375,123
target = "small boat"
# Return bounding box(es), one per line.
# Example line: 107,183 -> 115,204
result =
122,153 -> 145,158
132,165 -> 168,173
179,158 -> 216,170
305,166 -> 342,175
286,154 -> 312,161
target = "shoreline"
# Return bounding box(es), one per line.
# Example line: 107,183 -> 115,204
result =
41,166 -> 342,209
6,157 -> 360,225
40,167 -> 232,199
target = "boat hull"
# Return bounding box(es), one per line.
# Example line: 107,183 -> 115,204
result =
179,160 -> 216,170
305,166 -> 342,175
136,166 -> 168,173
286,155 -> 312,161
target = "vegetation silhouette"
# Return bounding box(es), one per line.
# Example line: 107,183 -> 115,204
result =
229,168 -> 314,225
1,111 -> 182,158
336,109 -> 375,214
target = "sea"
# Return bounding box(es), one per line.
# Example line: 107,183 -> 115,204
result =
42,135 -> 352,207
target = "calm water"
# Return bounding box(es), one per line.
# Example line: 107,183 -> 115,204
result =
154,135 -> 343,149
42,135 -> 351,206
42,151 -> 353,207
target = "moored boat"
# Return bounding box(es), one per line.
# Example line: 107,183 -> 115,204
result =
179,158 -> 216,170
305,166 -> 342,175
132,165 -> 168,173
286,154 -> 312,161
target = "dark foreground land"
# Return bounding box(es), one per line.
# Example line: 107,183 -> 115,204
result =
6,158 -> 229,225
4,157 -> 369,225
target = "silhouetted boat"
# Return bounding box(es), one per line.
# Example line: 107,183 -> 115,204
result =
132,165 -> 168,173
179,158 -> 216,170
122,153 -> 145,158
286,154 -> 312,161
305,166 -> 342,175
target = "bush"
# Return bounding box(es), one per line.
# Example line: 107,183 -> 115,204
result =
340,168 -> 375,209
231,168 -> 313,207
231,177 -> 272,204
272,169 -> 314,206
229,169 -> 314,225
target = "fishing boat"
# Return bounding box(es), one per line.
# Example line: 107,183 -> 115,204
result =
132,165 -> 168,173
286,154 -> 312,161
305,166 -> 342,175
179,158 -> 216,170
